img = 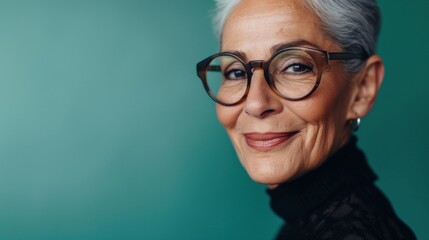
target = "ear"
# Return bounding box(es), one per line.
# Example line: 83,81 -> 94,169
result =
347,55 -> 385,120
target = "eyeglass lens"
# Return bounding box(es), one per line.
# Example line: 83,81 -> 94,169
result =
205,49 -> 320,105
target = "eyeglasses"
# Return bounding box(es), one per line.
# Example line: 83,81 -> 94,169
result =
196,47 -> 368,106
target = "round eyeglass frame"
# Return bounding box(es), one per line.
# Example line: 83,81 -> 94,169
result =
196,47 -> 368,106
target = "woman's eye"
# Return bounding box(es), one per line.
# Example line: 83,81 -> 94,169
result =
224,69 -> 246,80
284,63 -> 313,74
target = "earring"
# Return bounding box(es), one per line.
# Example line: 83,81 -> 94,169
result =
351,118 -> 361,132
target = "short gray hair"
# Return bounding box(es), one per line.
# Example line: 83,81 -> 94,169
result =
213,0 -> 381,73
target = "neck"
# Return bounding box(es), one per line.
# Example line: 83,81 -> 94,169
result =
266,136 -> 377,223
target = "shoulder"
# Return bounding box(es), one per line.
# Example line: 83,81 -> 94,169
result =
275,185 -> 416,240
316,213 -> 387,239
316,211 -> 415,240
314,186 -> 416,240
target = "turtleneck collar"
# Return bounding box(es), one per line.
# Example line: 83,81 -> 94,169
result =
266,137 -> 377,224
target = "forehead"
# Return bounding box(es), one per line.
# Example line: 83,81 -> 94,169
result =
221,0 -> 336,54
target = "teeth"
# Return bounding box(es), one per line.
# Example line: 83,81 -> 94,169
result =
252,138 -> 284,146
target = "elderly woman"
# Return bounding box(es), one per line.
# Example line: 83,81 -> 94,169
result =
196,0 -> 416,239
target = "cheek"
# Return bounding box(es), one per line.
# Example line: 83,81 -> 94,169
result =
297,93 -> 341,123
216,104 -> 245,163
293,71 -> 351,127
290,74 -> 353,158
216,104 -> 241,129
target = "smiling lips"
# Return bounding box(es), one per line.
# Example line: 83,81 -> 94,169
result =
244,132 -> 297,151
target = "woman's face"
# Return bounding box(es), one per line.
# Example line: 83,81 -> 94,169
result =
217,0 -> 357,186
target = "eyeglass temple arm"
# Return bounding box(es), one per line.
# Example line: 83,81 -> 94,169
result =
328,52 -> 369,60
206,65 -> 221,72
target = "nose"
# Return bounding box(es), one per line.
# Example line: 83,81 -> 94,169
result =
244,68 -> 283,119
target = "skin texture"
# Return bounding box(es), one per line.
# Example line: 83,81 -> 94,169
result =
216,0 -> 384,187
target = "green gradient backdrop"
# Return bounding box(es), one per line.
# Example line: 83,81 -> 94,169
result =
0,0 -> 427,239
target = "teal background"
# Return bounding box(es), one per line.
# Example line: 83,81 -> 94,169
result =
0,0 -> 427,239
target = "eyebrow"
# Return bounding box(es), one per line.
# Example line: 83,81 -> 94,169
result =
222,39 -> 323,61
270,40 -> 322,53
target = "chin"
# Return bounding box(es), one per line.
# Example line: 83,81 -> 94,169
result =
243,159 -> 299,185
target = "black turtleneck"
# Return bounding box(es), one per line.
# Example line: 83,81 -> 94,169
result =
267,137 -> 416,240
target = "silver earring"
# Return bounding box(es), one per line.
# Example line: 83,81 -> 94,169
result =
351,118 -> 361,132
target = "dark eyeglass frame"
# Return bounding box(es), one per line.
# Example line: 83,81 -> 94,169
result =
196,47 -> 368,106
